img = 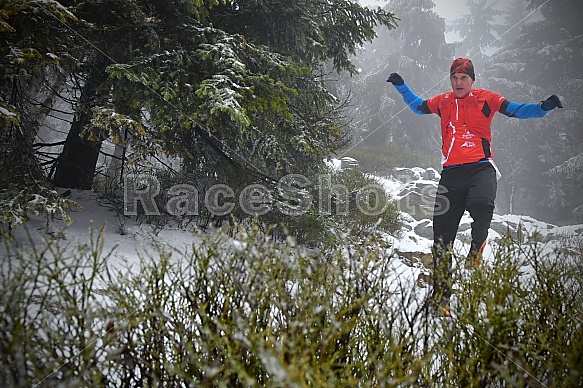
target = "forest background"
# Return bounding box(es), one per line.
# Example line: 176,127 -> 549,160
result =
342,0 -> 582,226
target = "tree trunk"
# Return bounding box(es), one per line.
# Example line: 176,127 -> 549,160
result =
105,140 -> 126,185
52,112 -> 102,189
51,60 -> 108,190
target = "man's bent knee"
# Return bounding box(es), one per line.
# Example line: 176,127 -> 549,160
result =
466,196 -> 494,217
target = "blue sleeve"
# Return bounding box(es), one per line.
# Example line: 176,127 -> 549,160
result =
501,101 -> 548,119
393,82 -> 426,116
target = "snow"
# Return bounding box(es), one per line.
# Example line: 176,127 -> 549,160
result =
4,161 -> 581,294
7,161 -> 581,278
8,190 -> 203,274
0,106 -> 17,117
324,158 -> 342,170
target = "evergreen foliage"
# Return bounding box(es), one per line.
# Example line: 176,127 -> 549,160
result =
0,1 -> 79,228
447,0 -> 503,59
339,0 -> 457,158
0,0 -> 397,228
482,0 -> 583,224
323,166 -> 402,237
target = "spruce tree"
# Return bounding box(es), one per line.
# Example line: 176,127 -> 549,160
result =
447,0 -> 503,59
482,0 -> 583,224
341,0 -> 456,170
1,0 -> 398,226
0,1 -> 79,227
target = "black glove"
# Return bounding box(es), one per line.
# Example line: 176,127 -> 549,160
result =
541,95 -> 563,111
387,73 -> 404,86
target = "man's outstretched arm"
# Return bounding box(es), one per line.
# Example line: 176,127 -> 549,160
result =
387,73 -> 431,115
500,95 -> 563,118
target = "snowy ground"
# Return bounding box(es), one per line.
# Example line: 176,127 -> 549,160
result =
8,162 -> 582,283
0,160 -> 583,320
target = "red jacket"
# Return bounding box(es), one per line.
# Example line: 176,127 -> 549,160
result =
422,89 -> 507,166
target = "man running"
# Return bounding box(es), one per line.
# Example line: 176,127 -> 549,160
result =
387,58 -> 563,314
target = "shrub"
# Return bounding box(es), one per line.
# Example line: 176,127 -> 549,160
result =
94,163 -> 402,246
0,226 -> 114,386
341,144 -> 439,175
0,184 -> 78,232
427,234 -> 583,386
325,166 -> 402,238
3,223 -> 581,387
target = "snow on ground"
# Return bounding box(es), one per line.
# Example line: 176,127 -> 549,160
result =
9,189 -> 204,273
378,165 -> 582,260
5,163 -> 582,299
7,162 -> 582,273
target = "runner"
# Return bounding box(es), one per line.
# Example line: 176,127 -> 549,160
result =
387,58 -> 563,315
